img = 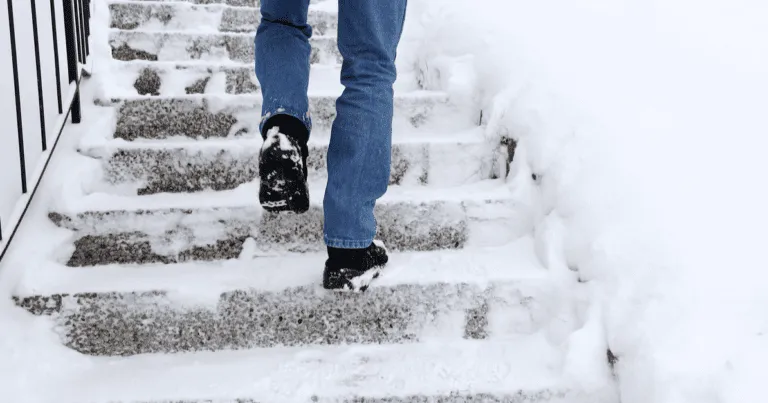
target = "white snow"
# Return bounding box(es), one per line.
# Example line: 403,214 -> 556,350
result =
131,2 -> 226,33
40,338 -> 589,403
53,178 -> 513,216
3,0 -> 767,402
14,239 -> 546,298
406,0 -> 768,402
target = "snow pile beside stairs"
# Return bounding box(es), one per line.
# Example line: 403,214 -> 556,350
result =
410,0 -> 768,401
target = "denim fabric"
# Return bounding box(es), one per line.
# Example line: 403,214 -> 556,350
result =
256,0 -> 408,249
255,0 -> 313,133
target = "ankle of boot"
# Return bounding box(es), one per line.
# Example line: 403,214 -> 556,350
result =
327,245 -> 369,267
262,114 -> 309,145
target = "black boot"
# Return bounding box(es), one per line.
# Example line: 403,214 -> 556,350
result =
323,241 -> 389,292
258,115 -> 310,213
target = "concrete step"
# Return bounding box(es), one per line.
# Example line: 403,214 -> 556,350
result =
14,239 -> 561,356
109,1 -> 337,35
108,61 -> 346,96
104,93 -> 470,140
9,332 -> 616,401
102,61 -> 422,98
104,60 -> 424,100
114,0 -> 325,7
110,30 -> 340,64
60,394 -> 613,403
48,180 -> 519,266
83,130 -> 505,195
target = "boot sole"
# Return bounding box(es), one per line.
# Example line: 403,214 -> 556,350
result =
323,266 -> 383,293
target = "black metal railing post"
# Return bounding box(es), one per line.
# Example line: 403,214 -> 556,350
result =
73,0 -> 81,64
2,0 -> 90,259
85,0 -> 91,39
63,0 -> 82,123
50,0 -> 63,114
7,0 -> 28,194
30,0 -> 48,151
75,0 -> 85,63
80,0 -> 89,57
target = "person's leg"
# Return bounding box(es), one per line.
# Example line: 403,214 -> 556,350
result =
255,0 -> 312,213
322,0 -> 408,291
323,0 -> 408,249
255,0 -> 312,136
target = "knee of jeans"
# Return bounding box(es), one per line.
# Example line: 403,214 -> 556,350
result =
259,14 -> 313,38
341,58 -> 397,86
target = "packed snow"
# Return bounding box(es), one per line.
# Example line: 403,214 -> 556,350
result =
2,0 -> 768,402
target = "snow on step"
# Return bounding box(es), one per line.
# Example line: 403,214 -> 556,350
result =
105,93 -> 467,140
28,337 -> 615,403
110,30 -> 340,64
109,2 -> 337,35
84,129 -> 504,195
15,240 -> 559,356
48,180 -> 518,266
109,61 -> 345,96
118,0 -> 326,7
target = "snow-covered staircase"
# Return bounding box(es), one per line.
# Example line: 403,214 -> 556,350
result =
7,1 -> 617,402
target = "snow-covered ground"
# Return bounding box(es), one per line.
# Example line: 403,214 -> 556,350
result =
2,0 -> 768,401
407,0 -> 768,401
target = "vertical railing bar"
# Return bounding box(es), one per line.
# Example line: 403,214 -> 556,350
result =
6,0 -> 29,194
50,0 -> 63,114
73,0 -> 83,64
63,0 -> 82,123
83,0 -> 90,56
63,0 -> 76,83
78,0 -> 87,61
76,0 -> 85,61
30,0 -> 49,151
80,0 -> 85,63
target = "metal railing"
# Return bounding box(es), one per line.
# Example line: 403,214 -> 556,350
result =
0,0 -> 91,260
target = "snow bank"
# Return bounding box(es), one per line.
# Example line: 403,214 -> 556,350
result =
410,0 -> 768,401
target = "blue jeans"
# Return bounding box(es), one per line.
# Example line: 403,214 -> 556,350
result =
255,0 -> 408,249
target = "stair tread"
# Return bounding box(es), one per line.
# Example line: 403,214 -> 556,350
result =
109,29 -> 340,64
55,179 -> 512,215
107,90 -> 447,101
15,239 -> 557,355
88,127 -> 487,149
106,0 -> 331,8
48,179 -> 521,260
107,0 -> 333,10
108,1 -> 338,35
16,238 -> 543,297
110,27 -> 336,37
83,126 -> 500,194
104,91 -> 466,140
103,62 -> 351,96
44,337 -> 585,403
101,61 -> 426,97
102,90 -> 450,109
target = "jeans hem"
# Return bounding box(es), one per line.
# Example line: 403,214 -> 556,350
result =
259,108 -> 312,134
324,236 -> 374,249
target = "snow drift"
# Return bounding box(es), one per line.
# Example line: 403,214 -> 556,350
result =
408,0 -> 768,401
